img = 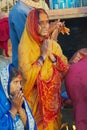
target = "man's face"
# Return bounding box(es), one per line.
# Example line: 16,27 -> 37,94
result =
38,12 -> 49,37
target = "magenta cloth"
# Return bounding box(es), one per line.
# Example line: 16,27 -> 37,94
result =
65,57 -> 87,130
0,17 -> 9,57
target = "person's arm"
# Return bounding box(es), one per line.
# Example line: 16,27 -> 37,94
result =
49,19 -> 70,41
9,91 -> 24,119
49,20 -> 64,41
10,11 -> 27,42
18,108 -> 27,127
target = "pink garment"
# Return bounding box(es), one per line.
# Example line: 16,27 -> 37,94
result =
65,57 -> 87,130
0,17 -> 9,57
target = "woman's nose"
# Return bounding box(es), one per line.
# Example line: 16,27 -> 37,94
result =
17,82 -> 22,89
42,21 -> 48,27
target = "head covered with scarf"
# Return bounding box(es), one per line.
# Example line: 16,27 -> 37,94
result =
18,8 -> 69,130
0,64 -> 37,130
26,8 -> 49,44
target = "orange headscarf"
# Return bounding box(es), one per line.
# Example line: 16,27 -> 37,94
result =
27,8 -> 48,44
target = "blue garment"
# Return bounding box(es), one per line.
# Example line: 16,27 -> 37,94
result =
9,0 -> 33,67
0,82 -> 13,130
0,64 -> 37,130
0,82 -> 10,118
61,91 -> 69,99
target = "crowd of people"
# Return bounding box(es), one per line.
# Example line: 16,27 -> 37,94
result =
0,0 -> 87,130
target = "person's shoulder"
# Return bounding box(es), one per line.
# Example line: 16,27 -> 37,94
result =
9,1 -> 33,17
9,4 -> 25,20
9,2 -> 22,14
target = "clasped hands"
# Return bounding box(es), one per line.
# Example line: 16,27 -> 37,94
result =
40,38 -> 56,63
9,91 -> 25,118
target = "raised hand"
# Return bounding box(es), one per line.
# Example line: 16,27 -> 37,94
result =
10,90 -> 24,116
40,38 -> 50,60
49,19 -> 70,41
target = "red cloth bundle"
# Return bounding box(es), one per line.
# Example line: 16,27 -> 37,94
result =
0,17 -> 10,56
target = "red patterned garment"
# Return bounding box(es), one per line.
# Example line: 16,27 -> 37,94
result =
37,56 -> 68,127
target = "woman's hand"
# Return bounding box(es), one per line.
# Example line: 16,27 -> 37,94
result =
56,19 -> 65,32
40,38 -> 50,60
49,19 -> 70,41
50,19 -> 65,41
39,38 -> 57,64
10,91 -> 24,112
18,108 -> 27,126
41,38 -> 57,63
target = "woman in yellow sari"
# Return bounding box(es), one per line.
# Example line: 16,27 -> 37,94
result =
18,8 -> 69,130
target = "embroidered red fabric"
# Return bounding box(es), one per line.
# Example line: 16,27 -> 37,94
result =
37,56 -> 69,127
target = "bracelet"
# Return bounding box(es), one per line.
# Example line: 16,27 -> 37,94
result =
9,110 -> 16,119
52,58 -> 57,63
37,61 -> 42,66
39,56 -> 44,63
37,56 -> 44,66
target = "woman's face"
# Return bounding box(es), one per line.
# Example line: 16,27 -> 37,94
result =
10,75 -> 22,96
38,12 -> 49,37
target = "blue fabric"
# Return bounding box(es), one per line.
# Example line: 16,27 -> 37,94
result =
0,82 -> 13,130
0,82 -> 10,118
61,91 -> 69,99
0,112 -> 13,130
0,64 -> 37,130
9,0 -> 33,67
24,99 -> 37,130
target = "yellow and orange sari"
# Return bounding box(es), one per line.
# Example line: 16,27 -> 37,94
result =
18,9 -> 68,130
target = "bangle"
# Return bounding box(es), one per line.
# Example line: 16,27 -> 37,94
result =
37,61 -> 42,66
52,58 -> 57,63
9,110 -> 16,119
37,56 -> 44,66
39,56 -> 44,63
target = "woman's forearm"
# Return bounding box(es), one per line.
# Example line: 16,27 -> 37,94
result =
18,108 -> 27,127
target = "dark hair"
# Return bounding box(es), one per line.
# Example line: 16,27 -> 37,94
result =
9,66 -> 22,82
